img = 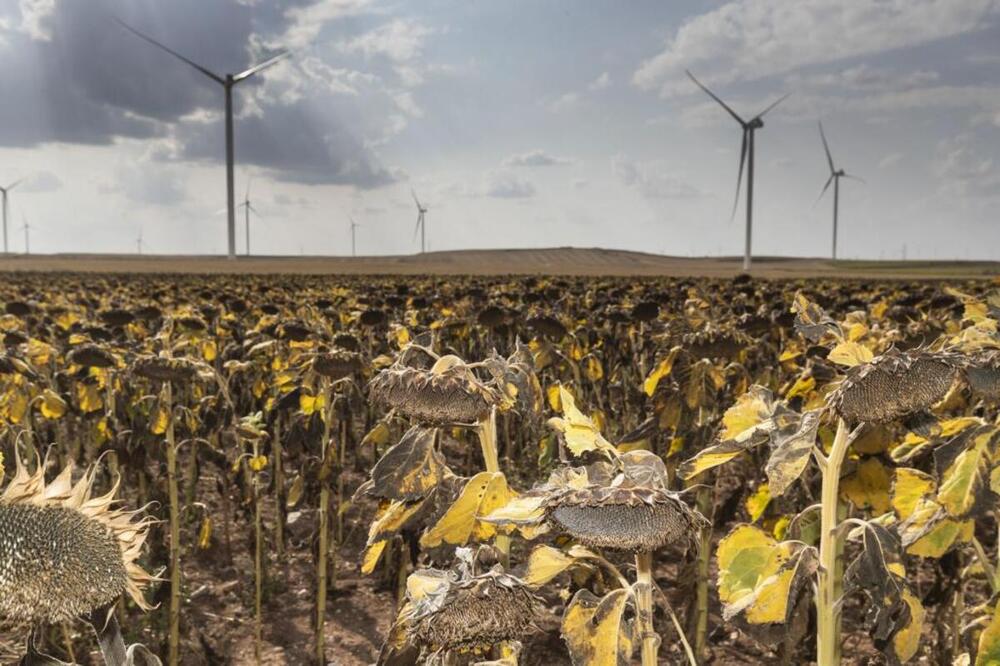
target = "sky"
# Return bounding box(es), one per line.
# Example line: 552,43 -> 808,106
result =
0,0 -> 998,260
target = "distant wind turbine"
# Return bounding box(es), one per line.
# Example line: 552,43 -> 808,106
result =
238,179 -> 260,257
20,214 -> 29,255
115,19 -> 289,260
817,121 -> 864,261
136,228 -> 143,255
687,70 -> 789,272
0,179 -> 22,254
350,216 -> 360,257
411,189 -> 427,254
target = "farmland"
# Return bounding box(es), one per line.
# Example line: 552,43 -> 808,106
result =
2,266 -> 1000,665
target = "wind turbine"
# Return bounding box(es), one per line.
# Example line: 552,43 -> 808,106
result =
237,179 -> 260,257
20,214 -> 29,255
686,70 -> 789,272
817,121 -> 864,261
115,19 -> 288,260
411,189 -> 427,254
0,179 -> 22,254
136,228 -> 143,255
350,216 -> 360,257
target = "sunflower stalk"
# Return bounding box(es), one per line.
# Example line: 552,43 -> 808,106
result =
314,378 -> 334,664
635,550 -> 659,666
477,407 -> 510,569
162,381 -> 181,666
816,417 -> 849,666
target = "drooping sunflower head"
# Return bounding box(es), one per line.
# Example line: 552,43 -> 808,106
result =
130,355 -> 200,384
0,452 -> 157,625
312,348 -> 362,380
830,347 -> 961,423
368,355 -> 502,425
407,569 -> 537,652
544,450 -> 708,553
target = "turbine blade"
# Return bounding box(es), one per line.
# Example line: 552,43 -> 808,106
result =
233,51 -> 290,82
413,215 -> 422,241
411,188 -> 423,210
686,70 -> 746,125
245,175 -> 252,200
815,174 -> 835,205
818,121 -> 835,173
213,207 -> 228,216
843,173 -> 866,184
756,92 -> 790,119
114,18 -> 225,84
248,203 -> 260,216
4,179 -> 23,191
731,130 -> 748,219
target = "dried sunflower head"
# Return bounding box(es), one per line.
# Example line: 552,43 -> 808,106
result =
0,453 -> 157,624
130,355 -> 200,384
407,569 -> 537,652
543,451 -> 707,553
964,350 -> 1000,400
313,349 -> 362,380
830,348 -> 961,423
369,355 -> 501,425
67,344 -> 117,369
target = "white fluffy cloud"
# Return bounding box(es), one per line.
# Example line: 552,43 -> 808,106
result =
612,154 -> 706,200
501,150 -> 570,167
481,170 -> 536,199
634,0 -> 1000,96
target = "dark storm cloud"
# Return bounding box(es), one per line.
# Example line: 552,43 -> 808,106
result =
0,0 -> 395,187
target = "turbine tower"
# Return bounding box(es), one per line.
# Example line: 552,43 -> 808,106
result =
0,179 -> 21,254
411,189 -> 427,254
817,121 -> 864,261
137,228 -> 143,255
687,70 -> 789,272
20,214 -> 29,255
237,179 -> 259,257
116,19 -> 288,260
350,216 -> 360,257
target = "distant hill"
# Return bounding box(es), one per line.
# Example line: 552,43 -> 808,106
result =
1,247 -> 998,279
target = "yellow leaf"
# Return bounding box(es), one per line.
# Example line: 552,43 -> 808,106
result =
937,430 -> 991,517
721,387 -> 773,441
561,588 -> 634,666
201,339 -> 217,362
716,524 -> 806,625
786,374 -> 815,400
286,475 -> 304,508
892,468 -> 936,520
546,384 -> 562,412
643,347 -> 681,397
39,389 -> 67,419
198,516 -> 212,549
745,483 -> 771,523
361,540 -> 388,575
420,472 -> 515,548
151,402 -> 170,435
976,604 -> 1000,666
524,545 -> 588,587
300,392 -> 326,416
840,458 -> 891,514
548,387 -> 615,458
894,588 -> 924,663
249,455 -> 268,472
74,382 -> 102,414
584,356 -> 603,382
827,341 -> 874,368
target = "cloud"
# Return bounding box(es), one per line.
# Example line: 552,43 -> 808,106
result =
633,0 -> 1000,96
501,150 -> 570,167
109,164 -> 187,207
878,153 -> 903,169
588,72 -> 611,92
0,0 -> 402,189
545,92 -> 580,113
936,134 -> 1000,198
786,64 -> 939,92
612,154 -> 706,199
481,170 -> 536,199
337,18 -> 435,86
16,170 -> 62,192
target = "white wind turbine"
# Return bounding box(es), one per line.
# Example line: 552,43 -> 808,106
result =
350,216 -> 360,257
136,228 -> 143,255
411,189 -> 428,254
817,121 -> 864,261
687,70 -> 789,272
20,214 -> 30,255
0,178 -> 22,254
115,19 -> 288,260
237,179 -> 260,257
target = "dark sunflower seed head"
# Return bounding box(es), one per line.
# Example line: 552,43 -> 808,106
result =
68,344 -> 117,369
964,350 -> 1000,399
369,365 -> 498,425
313,349 -> 362,379
830,348 -> 961,424
409,574 -> 536,651
0,504 -> 128,624
130,355 -> 200,384
546,486 -> 708,553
